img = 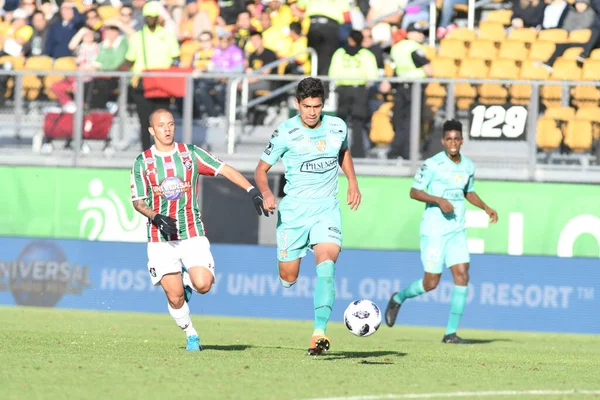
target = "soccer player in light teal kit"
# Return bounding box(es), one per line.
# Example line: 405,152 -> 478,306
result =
254,77 -> 362,355
384,119 -> 498,344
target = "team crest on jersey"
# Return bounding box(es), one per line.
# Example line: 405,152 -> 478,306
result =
315,140 -> 327,152
181,152 -> 193,170
455,174 -> 465,184
152,176 -> 192,201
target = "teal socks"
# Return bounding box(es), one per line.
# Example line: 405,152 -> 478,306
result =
314,260 -> 336,333
445,285 -> 468,335
393,279 -> 426,304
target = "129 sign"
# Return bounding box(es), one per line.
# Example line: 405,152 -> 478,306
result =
469,105 -> 528,141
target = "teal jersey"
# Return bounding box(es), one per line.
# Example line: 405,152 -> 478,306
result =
412,151 -> 475,236
260,115 -> 348,200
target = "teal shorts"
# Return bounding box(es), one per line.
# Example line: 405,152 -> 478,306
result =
276,196 -> 342,262
420,230 -> 470,274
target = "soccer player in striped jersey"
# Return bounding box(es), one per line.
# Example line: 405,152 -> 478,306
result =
130,108 -> 267,351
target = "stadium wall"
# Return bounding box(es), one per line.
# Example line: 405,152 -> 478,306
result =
3,166 -> 600,258
0,238 -> 598,335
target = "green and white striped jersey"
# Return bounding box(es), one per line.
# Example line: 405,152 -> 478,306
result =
130,143 -> 224,242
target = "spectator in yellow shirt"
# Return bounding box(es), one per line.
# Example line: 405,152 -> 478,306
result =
280,21 -> 311,75
265,0 -> 293,35
245,10 -> 285,57
198,0 -> 220,25
233,10 -> 253,50
0,8 -> 34,57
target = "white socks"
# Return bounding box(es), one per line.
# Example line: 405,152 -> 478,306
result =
168,302 -> 198,337
182,270 -> 198,293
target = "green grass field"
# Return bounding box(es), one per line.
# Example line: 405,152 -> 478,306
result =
1,307 -> 599,400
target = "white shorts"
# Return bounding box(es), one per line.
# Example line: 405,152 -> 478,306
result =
147,236 -> 215,286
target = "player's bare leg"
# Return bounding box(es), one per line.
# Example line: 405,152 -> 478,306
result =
442,263 -> 471,344
184,265 -> 214,294
307,243 -> 340,356
385,272 -> 440,327
278,258 -> 301,288
161,272 -> 200,351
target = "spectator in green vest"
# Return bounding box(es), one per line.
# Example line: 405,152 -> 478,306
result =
388,22 -> 432,161
328,30 -> 379,158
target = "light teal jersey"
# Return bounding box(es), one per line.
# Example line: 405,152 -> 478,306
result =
412,151 -> 475,236
261,115 -> 348,200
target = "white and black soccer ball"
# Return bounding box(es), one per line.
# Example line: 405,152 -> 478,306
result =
344,299 -> 382,337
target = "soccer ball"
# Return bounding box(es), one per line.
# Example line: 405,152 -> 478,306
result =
343,299 -> 382,337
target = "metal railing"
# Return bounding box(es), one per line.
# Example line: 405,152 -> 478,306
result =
226,48 -> 318,155
1,69 -> 600,182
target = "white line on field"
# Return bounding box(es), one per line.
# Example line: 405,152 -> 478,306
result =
299,389 -> 600,400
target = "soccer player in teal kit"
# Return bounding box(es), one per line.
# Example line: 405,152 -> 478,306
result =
385,119 -> 498,344
254,77 -> 362,355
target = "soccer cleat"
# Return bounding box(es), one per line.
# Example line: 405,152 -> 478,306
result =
307,335 -> 330,356
182,267 -> 192,303
385,293 -> 402,327
186,335 -> 201,351
441,333 -> 472,344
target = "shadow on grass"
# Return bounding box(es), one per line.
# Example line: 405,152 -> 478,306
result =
200,345 -> 253,351
460,339 -> 513,345
320,350 -> 407,361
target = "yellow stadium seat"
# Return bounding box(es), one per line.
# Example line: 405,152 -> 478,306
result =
446,27 -> 477,43
180,40 -> 202,68
479,59 -> 519,104
560,47 -> 584,60
510,59 -> 550,104
590,48 -> 600,59
572,59 -> 600,107
425,57 -> 458,111
498,40 -> 528,61
537,29 -> 568,43
97,5 -> 119,21
484,9 -> 513,25
541,59 -> 581,108
467,39 -> 498,61
369,102 -> 395,145
576,107 -> 600,139
455,58 -> 489,110
564,119 -> 593,152
0,55 -> 24,98
478,21 -> 506,42
569,29 -> 591,43
528,41 -> 556,61
44,57 -> 77,100
22,55 -> 53,101
423,46 -> 437,61
508,28 -> 538,45
545,106 -> 576,121
438,38 -> 467,61
536,116 -> 563,151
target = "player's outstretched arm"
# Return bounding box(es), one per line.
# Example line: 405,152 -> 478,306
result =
339,148 -> 361,211
409,188 -> 454,214
465,192 -> 498,223
218,164 -> 270,216
254,160 -> 277,215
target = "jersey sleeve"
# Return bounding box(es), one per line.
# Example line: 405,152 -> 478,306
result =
130,156 -> 148,201
340,121 -> 349,151
412,160 -> 434,191
192,145 -> 225,176
410,49 -> 430,68
260,128 -> 288,165
465,164 -> 475,193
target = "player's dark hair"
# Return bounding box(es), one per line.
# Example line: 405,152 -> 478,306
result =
443,119 -> 463,137
149,108 -> 171,126
289,21 -> 302,35
250,30 -> 262,38
296,77 -> 325,102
